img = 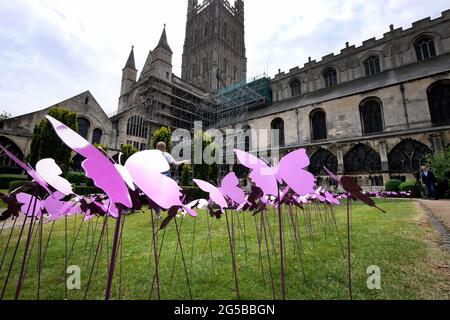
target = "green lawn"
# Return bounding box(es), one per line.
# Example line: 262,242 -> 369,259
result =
0,199 -> 448,300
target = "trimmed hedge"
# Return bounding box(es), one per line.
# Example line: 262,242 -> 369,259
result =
182,186 -> 208,203
400,180 -> 423,198
0,174 -> 28,189
9,180 -> 29,193
66,171 -> 93,186
73,186 -> 102,195
385,179 -> 402,192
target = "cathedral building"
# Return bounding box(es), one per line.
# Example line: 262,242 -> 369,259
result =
1,0 -> 449,190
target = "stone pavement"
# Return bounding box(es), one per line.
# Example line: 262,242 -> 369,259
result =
419,199 -> 450,253
420,200 -> 450,231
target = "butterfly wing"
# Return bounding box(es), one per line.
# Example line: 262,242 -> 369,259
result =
340,176 -> 385,213
234,149 -> 279,196
114,164 -> 135,191
125,150 -> 170,174
277,149 -> 316,197
220,172 -> 245,205
125,159 -> 193,215
193,179 -> 228,209
0,146 -> 50,193
36,159 -> 73,196
323,166 -> 341,185
16,193 -> 43,218
46,116 -> 132,209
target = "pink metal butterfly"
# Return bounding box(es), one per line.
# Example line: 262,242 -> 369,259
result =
124,150 -> 197,217
324,166 -> 384,212
0,146 -> 70,195
234,149 -> 316,198
46,116 -> 132,213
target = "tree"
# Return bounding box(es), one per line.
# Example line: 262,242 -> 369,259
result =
427,147 -> 450,180
94,144 -> 108,152
180,164 -> 191,187
28,108 -> 78,173
151,127 -> 172,152
192,131 -> 220,183
0,111 -> 11,120
121,144 -> 138,164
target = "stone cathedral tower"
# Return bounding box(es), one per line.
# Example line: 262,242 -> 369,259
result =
181,0 -> 247,92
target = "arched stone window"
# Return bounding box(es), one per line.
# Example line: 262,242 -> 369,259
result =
127,115 -> 148,139
192,63 -> 196,78
194,29 -> 199,43
364,55 -> 381,76
427,80 -> 450,126
223,59 -> 228,75
0,137 -> 24,174
77,117 -> 90,140
414,36 -> 436,61
344,144 -> 381,173
323,67 -> 338,88
359,98 -> 384,135
92,128 -> 103,145
388,139 -> 432,172
202,58 -> 208,75
310,109 -> 327,141
271,118 -> 285,147
309,148 -> 338,176
242,125 -> 251,152
223,23 -> 228,39
289,78 -> 301,97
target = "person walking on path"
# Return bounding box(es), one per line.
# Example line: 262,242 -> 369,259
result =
421,164 -> 437,200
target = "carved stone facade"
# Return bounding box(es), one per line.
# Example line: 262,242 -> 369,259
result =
182,0 -> 247,92
234,9 -> 450,189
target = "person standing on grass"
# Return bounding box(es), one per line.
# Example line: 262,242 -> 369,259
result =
421,164 -> 437,200
156,142 -> 190,178
155,142 -> 190,218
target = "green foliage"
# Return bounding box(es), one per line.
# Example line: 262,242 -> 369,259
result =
66,171 -> 91,186
121,144 -> 138,164
400,180 -> 423,198
182,186 -> 208,203
73,186 -> 102,195
28,108 -> 78,173
210,163 -> 220,185
385,179 -> 402,192
180,165 -> 191,187
192,131 -> 220,183
426,147 -> 450,180
9,180 -> 29,193
151,127 -> 172,152
94,144 -> 108,152
0,174 -> 28,189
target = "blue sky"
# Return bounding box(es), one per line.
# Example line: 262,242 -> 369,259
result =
0,0 -> 449,117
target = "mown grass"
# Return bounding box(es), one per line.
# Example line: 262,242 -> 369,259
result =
0,199 -> 448,300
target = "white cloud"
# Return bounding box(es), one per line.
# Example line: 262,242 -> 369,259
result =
0,0 -> 449,117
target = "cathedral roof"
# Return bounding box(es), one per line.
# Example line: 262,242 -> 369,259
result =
155,26 -> 173,54
124,46 -> 136,69
247,52 -> 450,120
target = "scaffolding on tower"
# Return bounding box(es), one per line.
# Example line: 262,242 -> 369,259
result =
203,72 -> 273,129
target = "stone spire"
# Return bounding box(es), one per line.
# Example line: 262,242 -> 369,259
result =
124,46 -> 136,70
155,24 -> 173,54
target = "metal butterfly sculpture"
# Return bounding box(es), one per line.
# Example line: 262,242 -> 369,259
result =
0,114 -> 390,301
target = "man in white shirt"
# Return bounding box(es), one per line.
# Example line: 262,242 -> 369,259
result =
156,142 -> 190,178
